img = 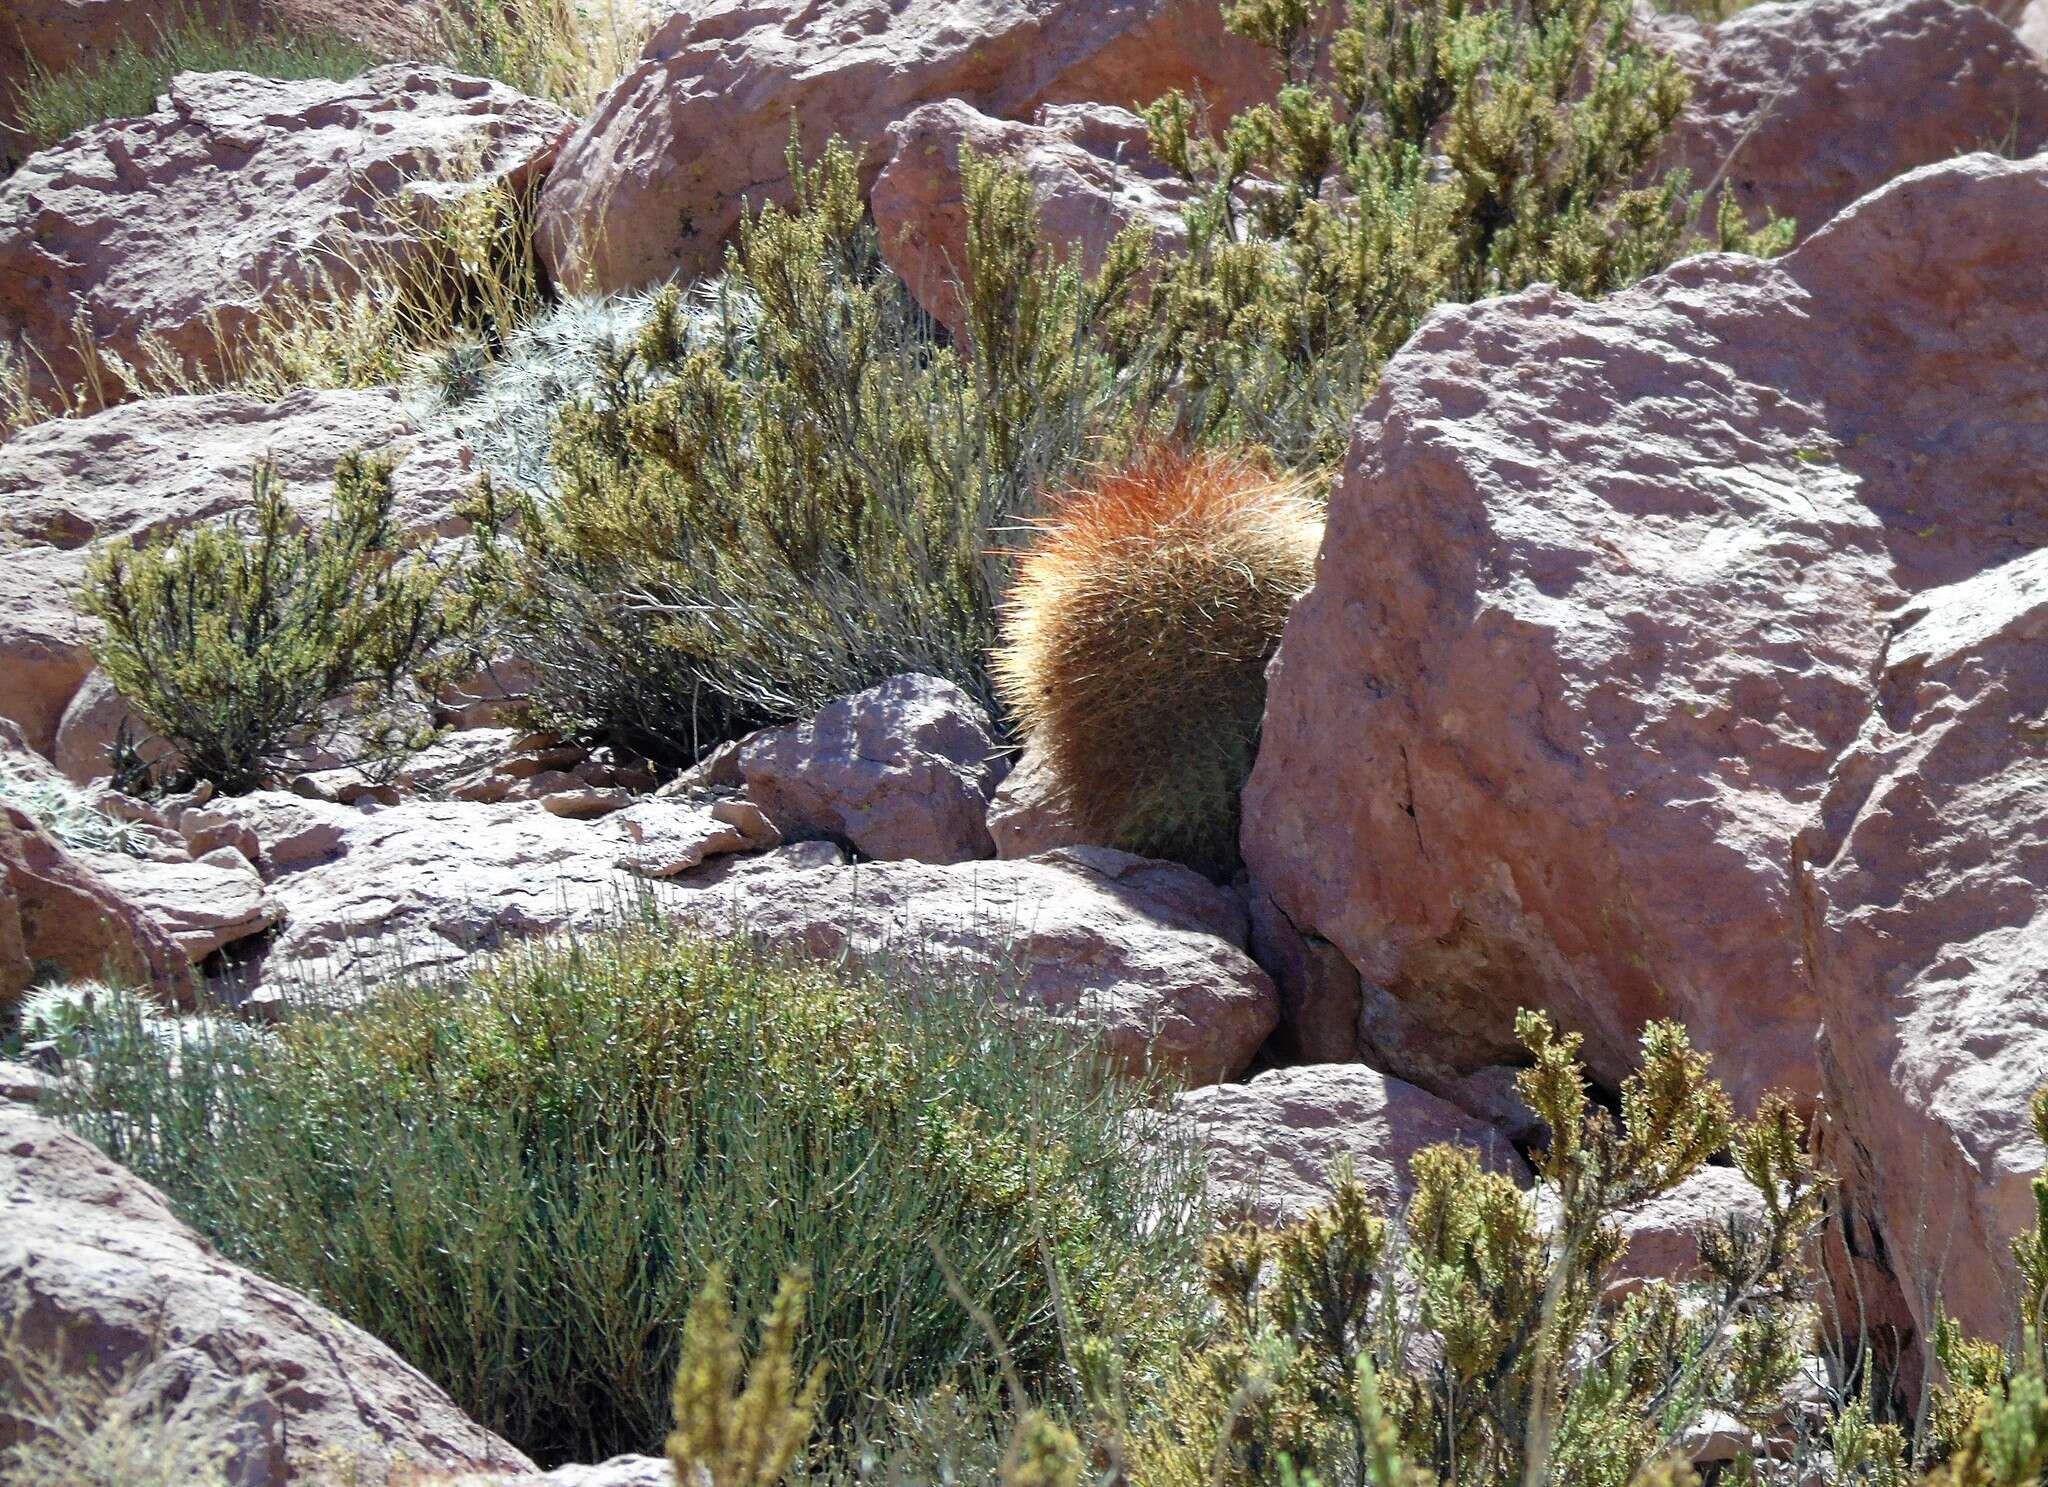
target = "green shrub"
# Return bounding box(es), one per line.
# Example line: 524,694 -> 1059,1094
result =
1045,1014 -> 1833,1487
45,924 -> 1207,1466
504,138 -> 1137,762
11,6 -> 379,160
78,453 -> 490,794
993,446 -> 1322,878
1111,0 -> 1795,463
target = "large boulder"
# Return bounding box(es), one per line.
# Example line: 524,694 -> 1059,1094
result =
0,64 -> 570,408
692,845 -> 1280,1083
0,386 -> 477,761
536,0 -> 1272,293
1802,548 -> 2048,1345
0,803 -> 192,1007
737,673 -> 1004,864
873,99 -> 1190,340
0,1103 -> 537,1484
1174,1064 -> 1531,1228
1240,152 -> 2048,1117
1660,0 -> 2048,240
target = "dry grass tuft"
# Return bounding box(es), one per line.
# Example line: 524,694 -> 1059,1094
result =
994,446 -> 1322,877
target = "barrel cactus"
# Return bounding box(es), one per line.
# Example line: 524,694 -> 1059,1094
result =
994,448 -> 1322,878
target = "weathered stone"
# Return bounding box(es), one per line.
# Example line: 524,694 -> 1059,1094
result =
0,65 -> 571,408
739,674 -> 1003,863
0,1103 -> 537,1483
0,387 -> 476,760
2022,0 -> 2048,61
243,799 -> 843,998
1804,548 -> 2048,1346
687,846 -> 1279,1083
987,745 -> 1088,860
613,797 -> 782,877
0,803 -> 191,1006
536,0 -> 1275,292
1174,1064 -> 1531,1228
1661,0 -> 2048,240
873,99 -> 1189,340
178,806 -> 261,864
1241,153 -> 2048,1115
84,844 -> 280,963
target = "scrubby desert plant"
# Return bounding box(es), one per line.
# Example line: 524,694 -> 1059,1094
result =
1111,0 -> 1793,462
46,924 -> 1207,1466
1059,1013 -> 1831,1487
8,5 -> 379,159
668,1269 -> 825,1487
505,139 -> 1135,761
78,453 -> 491,794
993,447 -> 1321,878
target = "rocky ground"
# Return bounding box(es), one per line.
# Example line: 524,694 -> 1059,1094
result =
1,0 -> 2045,1482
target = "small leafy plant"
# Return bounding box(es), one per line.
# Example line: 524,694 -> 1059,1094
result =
79,453 -> 490,793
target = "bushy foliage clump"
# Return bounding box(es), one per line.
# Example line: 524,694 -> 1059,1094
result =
1111,0 -> 1794,462
501,139 -> 1136,762
994,447 -> 1322,877
79,453 -> 490,794
1088,1013 -> 1828,1487
44,925 -> 1207,1466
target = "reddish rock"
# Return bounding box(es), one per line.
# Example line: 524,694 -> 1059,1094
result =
738,673 -> 1004,864
987,745 -> 1087,860
1175,1064 -> 1531,1229
0,386 -> 476,761
1240,153 -> 2048,1114
536,0 -> 1272,293
1803,548 -> 2048,1346
1661,0 -> 2048,239
0,803 -> 191,1006
0,65 -> 570,408
690,845 -> 1280,1084
0,1103 -> 537,1483
873,99 -> 1190,340
84,844 -> 280,964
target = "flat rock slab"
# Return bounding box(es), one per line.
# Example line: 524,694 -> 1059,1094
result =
685,845 -> 1279,1084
